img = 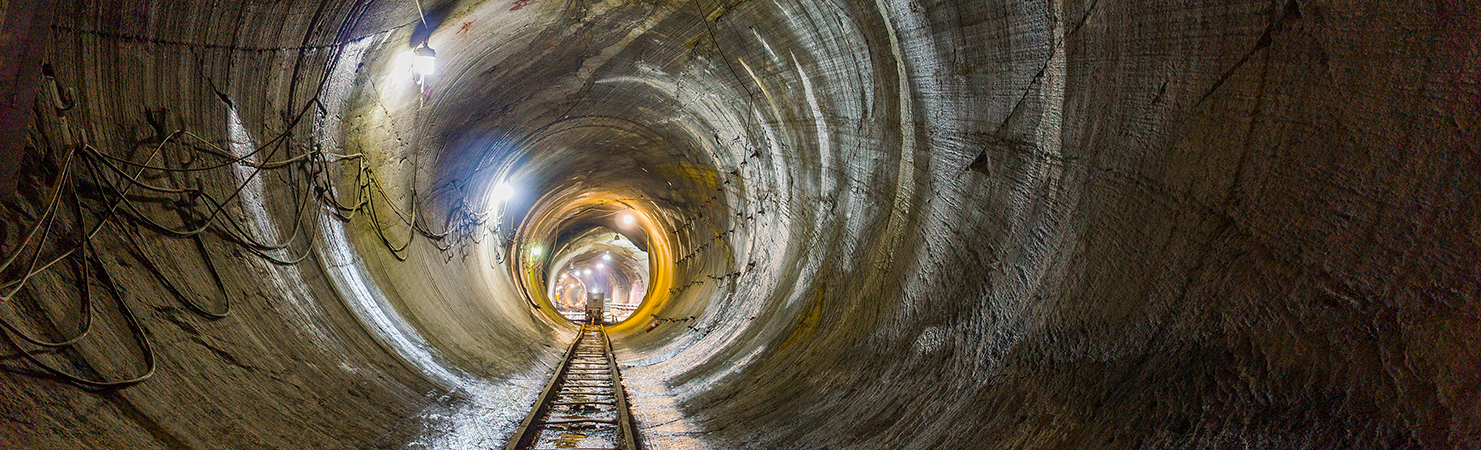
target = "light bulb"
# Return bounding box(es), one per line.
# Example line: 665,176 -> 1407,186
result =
413,43 -> 437,76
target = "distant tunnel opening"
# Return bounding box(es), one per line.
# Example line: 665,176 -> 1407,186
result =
544,227 -> 650,324
504,178 -> 687,335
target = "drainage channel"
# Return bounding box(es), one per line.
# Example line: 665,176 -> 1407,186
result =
504,325 -> 639,450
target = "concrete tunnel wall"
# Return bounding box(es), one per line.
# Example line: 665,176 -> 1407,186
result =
0,0 -> 1477,449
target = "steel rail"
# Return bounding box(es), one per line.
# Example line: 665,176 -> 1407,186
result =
504,325 -> 639,450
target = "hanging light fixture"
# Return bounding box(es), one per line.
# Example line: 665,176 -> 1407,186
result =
413,42 -> 437,76
408,0 -> 436,77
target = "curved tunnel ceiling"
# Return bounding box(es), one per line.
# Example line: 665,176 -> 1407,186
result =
0,0 -> 1477,449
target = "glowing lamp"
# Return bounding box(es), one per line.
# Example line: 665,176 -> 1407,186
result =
493,182 -> 514,201
413,43 -> 437,76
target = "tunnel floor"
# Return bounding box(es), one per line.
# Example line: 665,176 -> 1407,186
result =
504,325 -> 637,450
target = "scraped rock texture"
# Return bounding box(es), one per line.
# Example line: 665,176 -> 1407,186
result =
0,0 -> 1476,449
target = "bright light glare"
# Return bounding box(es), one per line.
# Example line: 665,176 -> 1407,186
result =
583,269 -> 592,275
530,246 -> 542,256
493,182 -> 515,201
622,214 -> 635,224
393,51 -> 416,76
413,44 -> 437,76
602,254 -> 612,261
596,263 -> 605,269
413,56 -> 435,75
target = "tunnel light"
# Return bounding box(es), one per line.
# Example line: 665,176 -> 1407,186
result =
584,269 -> 592,275
622,214 -> 635,224
596,263 -> 605,269
602,254 -> 612,261
530,246 -> 543,257
413,42 -> 437,76
493,182 -> 515,201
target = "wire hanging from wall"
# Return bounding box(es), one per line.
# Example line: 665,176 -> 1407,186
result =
0,6 -> 489,388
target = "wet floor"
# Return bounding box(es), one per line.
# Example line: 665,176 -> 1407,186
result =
376,328 -> 712,450
386,374 -> 549,449
612,350 -> 713,450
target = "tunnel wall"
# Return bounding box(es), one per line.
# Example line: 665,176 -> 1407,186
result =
0,1 -> 483,448
603,0 -> 1481,449
0,0 -> 1476,449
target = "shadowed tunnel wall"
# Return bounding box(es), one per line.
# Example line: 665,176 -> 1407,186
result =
0,0 -> 1477,449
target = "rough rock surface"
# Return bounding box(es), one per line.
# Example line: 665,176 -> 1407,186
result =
0,0 -> 1476,449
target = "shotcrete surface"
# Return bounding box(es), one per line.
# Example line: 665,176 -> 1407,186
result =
0,0 -> 1475,449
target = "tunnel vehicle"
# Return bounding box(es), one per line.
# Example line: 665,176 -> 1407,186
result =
586,293 -> 606,326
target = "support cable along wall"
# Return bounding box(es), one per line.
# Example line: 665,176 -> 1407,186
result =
0,15 -> 480,390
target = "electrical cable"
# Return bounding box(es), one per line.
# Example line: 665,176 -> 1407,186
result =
0,172 -> 92,348
0,7 -> 503,389
118,219 -> 229,318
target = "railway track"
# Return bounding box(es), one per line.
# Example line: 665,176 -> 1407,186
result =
504,325 -> 639,450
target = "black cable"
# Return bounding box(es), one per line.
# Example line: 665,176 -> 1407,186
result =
0,9 -> 500,388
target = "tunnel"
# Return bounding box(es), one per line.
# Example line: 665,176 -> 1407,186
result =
0,0 -> 1477,448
